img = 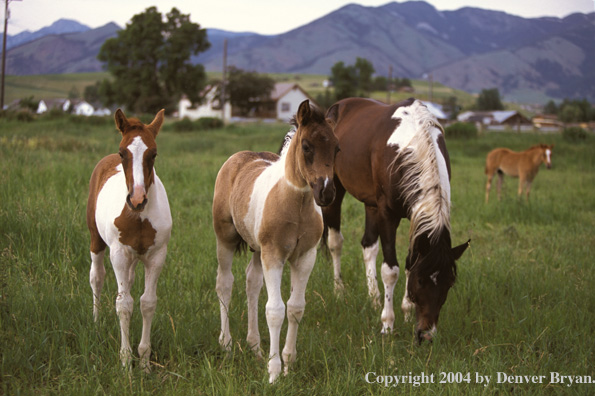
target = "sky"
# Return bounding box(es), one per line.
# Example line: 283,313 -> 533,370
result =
6,0 -> 595,36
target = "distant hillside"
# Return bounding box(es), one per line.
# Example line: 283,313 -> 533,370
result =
3,2 -> 594,102
3,19 -> 91,50
196,2 -> 595,101
5,23 -> 120,75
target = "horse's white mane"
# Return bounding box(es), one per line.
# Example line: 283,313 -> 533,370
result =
390,102 -> 451,245
279,127 -> 296,158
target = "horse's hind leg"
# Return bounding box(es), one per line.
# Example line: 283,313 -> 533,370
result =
216,240 -> 235,350
246,252 -> 264,357
138,247 -> 167,372
497,171 -> 504,200
89,229 -> 107,322
89,249 -> 106,322
283,248 -> 316,377
322,179 -> 346,292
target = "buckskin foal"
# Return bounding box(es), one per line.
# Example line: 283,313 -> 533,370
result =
212,100 -> 339,382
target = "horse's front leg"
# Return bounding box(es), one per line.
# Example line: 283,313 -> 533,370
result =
89,249 -> 106,322
111,248 -> 136,368
376,207 -> 400,334
138,246 -> 167,372
401,270 -> 414,322
246,252 -> 264,357
282,247 -> 316,376
261,251 -> 285,383
215,240 -> 235,350
362,206 -> 381,306
323,179 -> 346,293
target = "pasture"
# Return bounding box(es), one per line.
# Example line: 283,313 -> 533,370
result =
1,114 -> 594,395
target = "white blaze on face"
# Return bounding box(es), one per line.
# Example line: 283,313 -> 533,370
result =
128,136 -> 148,189
545,149 -> 551,165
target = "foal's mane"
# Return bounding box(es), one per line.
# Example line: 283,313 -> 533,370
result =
390,103 -> 451,246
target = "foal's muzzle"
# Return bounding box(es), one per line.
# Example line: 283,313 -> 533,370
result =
312,177 -> 336,207
127,185 -> 148,211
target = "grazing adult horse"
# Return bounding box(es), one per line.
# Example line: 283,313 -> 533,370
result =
323,98 -> 469,343
212,100 -> 338,383
87,109 -> 172,371
485,144 -> 554,203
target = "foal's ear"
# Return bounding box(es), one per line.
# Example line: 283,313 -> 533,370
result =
452,239 -> 470,260
114,109 -> 128,134
148,109 -> 165,137
296,100 -> 311,126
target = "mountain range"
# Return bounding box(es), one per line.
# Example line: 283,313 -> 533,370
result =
3,2 -> 595,102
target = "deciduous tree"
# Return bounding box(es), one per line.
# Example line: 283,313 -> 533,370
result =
97,7 -> 209,114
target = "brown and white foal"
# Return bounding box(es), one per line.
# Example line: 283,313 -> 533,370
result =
87,109 -> 172,371
212,100 -> 338,382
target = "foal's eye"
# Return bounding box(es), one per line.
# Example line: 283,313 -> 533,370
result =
302,142 -> 312,154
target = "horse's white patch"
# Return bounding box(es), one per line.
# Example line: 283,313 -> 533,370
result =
387,103 -> 417,148
545,149 -> 551,164
128,136 -> 148,188
380,262 -> 400,333
430,127 -> 451,203
430,270 -> 440,286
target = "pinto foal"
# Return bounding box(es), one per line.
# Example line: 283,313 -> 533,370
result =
87,109 -> 172,371
212,100 -> 339,382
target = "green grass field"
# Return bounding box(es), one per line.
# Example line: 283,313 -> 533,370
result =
1,114 -> 594,395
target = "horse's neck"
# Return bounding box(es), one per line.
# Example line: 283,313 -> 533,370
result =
283,138 -> 308,190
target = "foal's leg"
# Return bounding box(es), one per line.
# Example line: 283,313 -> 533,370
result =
525,179 -> 533,201
246,252 -> 264,357
282,247 -> 316,376
362,206 -> 381,306
261,252 -> 285,383
496,172 -> 504,200
111,249 -> 136,367
485,172 -> 494,203
138,247 -> 167,372
216,240 -> 235,350
517,175 -> 525,199
322,179 -> 346,292
89,249 -> 106,322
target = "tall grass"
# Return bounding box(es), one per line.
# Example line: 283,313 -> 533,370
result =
1,116 -> 594,395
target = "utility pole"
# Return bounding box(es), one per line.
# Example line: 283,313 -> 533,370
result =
386,65 -> 392,104
1,0 -> 20,111
220,38 -> 227,124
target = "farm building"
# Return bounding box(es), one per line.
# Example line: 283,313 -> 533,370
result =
269,83 -> 317,122
457,110 -> 532,131
36,98 -> 111,116
457,110 -> 531,126
178,85 -> 231,121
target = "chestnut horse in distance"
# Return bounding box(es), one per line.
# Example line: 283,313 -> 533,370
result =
485,144 -> 554,202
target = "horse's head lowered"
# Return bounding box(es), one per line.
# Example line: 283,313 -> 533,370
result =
115,108 -> 165,212
406,233 -> 469,343
291,100 -> 339,206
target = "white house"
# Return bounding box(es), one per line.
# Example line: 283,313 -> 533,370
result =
179,85 -> 231,121
37,99 -> 71,114
271,83 -> 316,122
71,100 -> 95,116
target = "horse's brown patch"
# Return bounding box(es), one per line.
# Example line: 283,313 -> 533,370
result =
87,154 -> 122,254
114,207 -> 157,255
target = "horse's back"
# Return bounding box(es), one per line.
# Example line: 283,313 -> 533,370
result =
485,148 -> 520,176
